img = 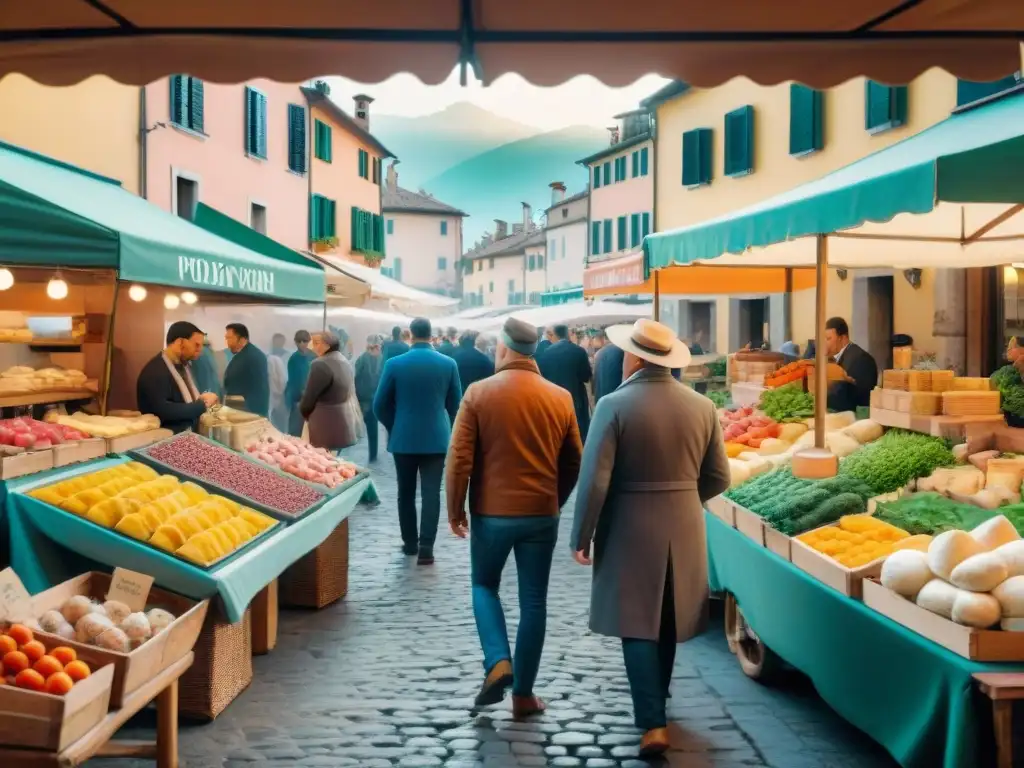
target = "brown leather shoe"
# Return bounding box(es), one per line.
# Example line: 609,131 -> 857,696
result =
474,660 -> 513,707
639,727 -> 669,757
512,695 -> 546,719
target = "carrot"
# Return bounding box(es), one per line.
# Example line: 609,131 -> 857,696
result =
747,438 -> 764,449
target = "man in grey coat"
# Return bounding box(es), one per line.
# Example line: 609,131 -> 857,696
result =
570,319 -> 730,758
299,332 -> 358,452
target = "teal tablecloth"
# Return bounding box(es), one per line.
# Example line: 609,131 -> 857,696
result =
6,457 -> 371,622
706,512 -> 1023,768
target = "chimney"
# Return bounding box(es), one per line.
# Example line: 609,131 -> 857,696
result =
608,125 -> 620,145
522,201 -> 532,231
549,181 -> 566,206
386,160 -> 398,191
353,93 -> 374,130
481,233 -> 493,246
494,220 -> 508,240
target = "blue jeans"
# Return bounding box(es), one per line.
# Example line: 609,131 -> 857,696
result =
470,514 -> 559,697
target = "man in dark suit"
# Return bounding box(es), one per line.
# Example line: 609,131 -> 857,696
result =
824,316 -> 878,412
451,330 -> 494,394
594,339 -> 682,403
439,327 -> 458,356
536,326 -> 553,357
373,317 -> 462,564
538,324 -> 592,441
382,326 -> 410,362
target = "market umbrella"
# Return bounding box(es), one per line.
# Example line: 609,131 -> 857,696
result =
0,2 -> 1020,87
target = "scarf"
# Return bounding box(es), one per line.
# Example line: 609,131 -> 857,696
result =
162,352 -> 200,404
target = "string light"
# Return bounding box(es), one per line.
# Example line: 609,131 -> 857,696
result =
181,291 -> 198,305
0,268 -> 13,291
47,274 -> 68,300
164,294 -> 180,310
128,284 -> 147,302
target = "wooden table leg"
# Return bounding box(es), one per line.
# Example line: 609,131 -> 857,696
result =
251,579 -> 279,655
157,679 -> 179,768
994,699 -> 1013,768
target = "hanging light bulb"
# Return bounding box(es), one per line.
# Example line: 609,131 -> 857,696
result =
0,268 -> 13,291
164,294 -> 181,310
128,284 -> 147,302
47,274 -> 68,300
181,291 -> 198,305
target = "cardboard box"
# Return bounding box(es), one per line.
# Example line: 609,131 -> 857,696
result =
863,579 -> 1024,661
790,528 -> 885,599
52,438 -> 106,468
0,448 -> 54,480
965,423 -> 1024,456
733,504 -> 765,546
764,526 -> 792,561
706,495 -> 736,527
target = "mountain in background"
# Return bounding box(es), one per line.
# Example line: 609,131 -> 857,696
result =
420,125 -> 607,244
371,102 -> 539,188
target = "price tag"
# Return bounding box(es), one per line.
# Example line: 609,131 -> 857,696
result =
0,568 -> 32,623
106,568 -> 153,613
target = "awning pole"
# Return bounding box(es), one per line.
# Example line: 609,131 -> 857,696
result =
100,279 -> 121,416
814,235 -> 828,449
784,267 -> 793,343
653,270 -> 661,322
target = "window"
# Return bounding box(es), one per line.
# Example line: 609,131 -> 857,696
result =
287,104 -> 306,173
640,147 -> 649,176
631,150 -> 639,178
358,149 -> 369,179
602,219 -> 612,255
602,161 -> 611,186
244,86 -> 268,159
508,279 -> 515,292
561,236 -> 566,260
641,212 -> 651,240
437,257 -> 447,270
682,128 -> 713,187
956,73 -> 1022,107
440,220 -> 448,236
549,239 -> 556,260
630,213 -> 641,248
489,258 -> 495,269
372,158 -> 381,184
170,75 -> 205,133
537,254 -> 544,269
250,202 -> 267,235
477,261 -> 483,273
309,194 -> 337,241
528,254 -> 536,271
617,216 -> 627,250
789,84 -> 824,156
174,175 -> 198,221
350,207 -> 384,253
865,81 -> 908,134
593,166 -> 602,189
392,258 -> 402,281
724,105 -> 755,177
614,156 -> 627,182
386,218 -> 394,235
314,119 -> 332,162
561,208 -> 568,219
591,221 -> 601,256
489,281 -> 494,292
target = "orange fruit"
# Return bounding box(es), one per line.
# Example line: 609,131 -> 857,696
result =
64,660 -> 90,682
33,655 -> 63,679
20,640 -> 46,664
50,647 -> 76,667
45,672 -> 74,696
2,650 -> 29,675
7,624 -> 33,647
14,669 -> 45,692
0,635 -> 16,656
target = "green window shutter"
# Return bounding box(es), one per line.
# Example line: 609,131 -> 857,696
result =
956,74 -> 1021,106
386,218 -> 394,235
641,212 -> 651,240
630,213 -> 640,248
603,162 -> 611,186
682,129 -> 713,187
528,255 -> 535,271
602,219 -> 612,254
328,199 -> 338,238
350,207 -> 359,250
593,166 -> 601,189
188,77 -> 204,132
440,220 -> 448,235
640,147 -> 649,176
288,105 -> 306,173
170,75 -> 188,126
309,194 -> 322,241
314,120 -> 332,162
789,84 -> 823,156
617,216 -> 627,250
591,221 -> 601,255
724,105 -> 754,177
865,81 -> 908,133
326,128 -> 333,163
244,87 -> 254,154
255,92 -> 268,159
631,151 -> 639,178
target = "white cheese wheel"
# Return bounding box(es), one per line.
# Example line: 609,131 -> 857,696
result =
880,550 -> 933,600
951,590 -> 1002,628
916,579 -> 961,619
842,419 -> 884,444
971,515 -> 1021,551
928,530 -> 986,581
992,576 -> 1024,618
824,431 -> 860,459
949,552 -> 1010,593
728,459 -> 750,488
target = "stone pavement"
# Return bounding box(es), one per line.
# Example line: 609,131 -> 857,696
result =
87,428 -> 897,768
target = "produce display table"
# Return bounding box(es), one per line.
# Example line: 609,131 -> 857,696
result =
706,512 -> 1024,768
4,457 -> 370,622
0,650 -> 192,768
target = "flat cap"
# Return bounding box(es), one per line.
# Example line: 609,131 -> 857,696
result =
502,317 -> 539,356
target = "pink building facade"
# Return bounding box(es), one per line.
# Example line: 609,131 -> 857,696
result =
144,77 -> 308,252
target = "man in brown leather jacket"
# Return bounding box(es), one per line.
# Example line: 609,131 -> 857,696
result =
446,317 -> 583,717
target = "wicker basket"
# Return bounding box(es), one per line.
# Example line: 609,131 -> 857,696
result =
280,519 -> 350,609
179,605 -> 252,721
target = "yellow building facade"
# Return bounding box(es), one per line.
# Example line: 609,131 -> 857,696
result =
652,71 -> 970,361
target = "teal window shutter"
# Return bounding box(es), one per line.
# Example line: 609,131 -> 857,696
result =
440,220 -> 448,236
309,195 -> 320,240
641,212 -> 651,240
438,257 -> 447,270
314,119 -> 332,162
288,105 -> 307,173
350,207 -> 359,250
528,254 -> 536,271
593,166 -> 601,189
603,162 -> 611,186
386,218 -> 394,235
617,216 -> 627,250
602,219 -> 612,254
591,221 -> 601,255
865,81 -> 908,133
245,88 -> 268,159
640,147 -> 649,176
630,213 -> 640,248
394,258 -> 402,281
789,84 -> 823,156
631,151 -> 639,178
244,87 -> 253,154
724,106 -> 754,177
682,129 -> 713,187
956,73 -> 1022,107
256,91 -> 268,159
170,75 -> 188,126
187,78 -> 204,132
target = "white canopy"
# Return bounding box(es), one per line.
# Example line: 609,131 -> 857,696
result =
469,301 -> 652,333
324,259 -> 460,310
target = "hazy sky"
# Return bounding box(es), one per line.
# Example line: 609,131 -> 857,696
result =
325,68 -> 671,130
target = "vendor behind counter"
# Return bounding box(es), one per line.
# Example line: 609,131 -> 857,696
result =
137,321 -> 220,433
824,317 -> 878,413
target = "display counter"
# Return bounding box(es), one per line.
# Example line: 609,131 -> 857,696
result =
706,512 -> 1022,768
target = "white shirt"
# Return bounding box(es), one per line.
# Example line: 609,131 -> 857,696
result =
268,354 -> 287,405
833,343 -> 850,365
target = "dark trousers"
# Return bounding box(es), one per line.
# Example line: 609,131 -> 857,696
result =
287,404 -> 304,438
393,453 -> 445,551
470,514 -> 558,696
621,558 -> 677,731
361,406 -> 378,461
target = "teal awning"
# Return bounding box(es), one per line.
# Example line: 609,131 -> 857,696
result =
645,90 -> 1024,272
540,286 -> 585,307
0,142 -> 325,303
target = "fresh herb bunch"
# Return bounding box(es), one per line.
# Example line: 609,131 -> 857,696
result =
874,493 -> 1024,536
707,390 -> 729,409
991,365 -> 1024,418
707,358 -> 727,378
759,384 -> 814,422
839,429 -> 955,496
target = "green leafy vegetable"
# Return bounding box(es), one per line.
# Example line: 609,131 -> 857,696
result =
991,365 -> 1022,417
759,385 -> 815,422
707,358 -> 727,378
839,429 -> 955,495
707,390 -> 729,409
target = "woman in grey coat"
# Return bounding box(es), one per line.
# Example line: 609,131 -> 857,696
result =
299,332 -> 358,452
570,319 -> 730,758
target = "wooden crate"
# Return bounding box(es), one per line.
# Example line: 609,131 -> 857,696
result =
0,449 -> 54,480
863,579 -> 1024,661
30,572 -> 209,709
104,429 -> 172,454
280,519 -> 350,609
0,636 -> 114,751
706,496 -> 735,527
764,526 -> 792,561
52,439 -> 106,468
790,532 -> 884,599
179,606 -> 252,721
870,407 -> 1003,440
733,504 -> 765,546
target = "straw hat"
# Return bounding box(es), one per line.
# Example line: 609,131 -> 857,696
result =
606,319 -> 691,369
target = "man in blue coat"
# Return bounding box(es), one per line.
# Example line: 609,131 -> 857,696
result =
374,317 -> 462,564
382,326 -> 410,362
451,330 -> 494,395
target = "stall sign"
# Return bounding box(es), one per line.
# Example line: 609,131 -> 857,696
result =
0,568 -> 32,623
583,252 -> 645,292
178,255 -> 276,294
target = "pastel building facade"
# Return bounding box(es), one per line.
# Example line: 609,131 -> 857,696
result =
543,183 -> 589,301
462,205 -> 545,308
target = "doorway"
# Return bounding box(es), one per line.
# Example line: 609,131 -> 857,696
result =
688,301 -> 713,351
861,276 -> 895,370
737,298 -> 768,349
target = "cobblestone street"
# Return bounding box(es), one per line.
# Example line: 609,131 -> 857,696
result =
89,429 -> 897,768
